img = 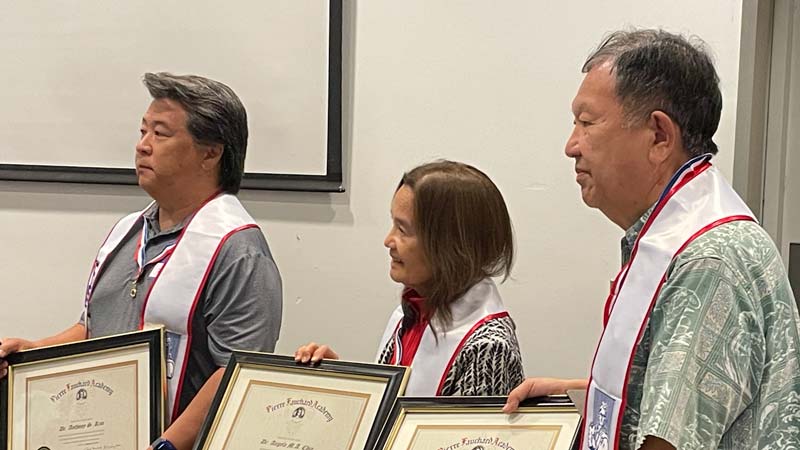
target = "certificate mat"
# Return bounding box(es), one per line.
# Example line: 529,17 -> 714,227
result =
1,328 -> 165,450
380,398 -> 580,450
197,353 -> 408,450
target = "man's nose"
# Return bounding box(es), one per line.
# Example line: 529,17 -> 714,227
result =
383,231 -> 397,249
564,127 -> 581,158
136,133 -> 151,154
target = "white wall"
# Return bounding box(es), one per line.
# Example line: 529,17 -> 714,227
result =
0,0 -> 743,379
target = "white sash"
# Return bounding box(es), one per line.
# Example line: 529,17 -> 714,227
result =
84,211 -> 144,330
376,278 -> 509,396
581,155 -> 755,450
84,194 -> 257,422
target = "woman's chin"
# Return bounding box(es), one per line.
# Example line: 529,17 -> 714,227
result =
388,269 -> 404,284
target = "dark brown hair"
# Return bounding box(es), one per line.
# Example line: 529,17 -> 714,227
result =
398,160 -> 514,329
582,29 -> 722,157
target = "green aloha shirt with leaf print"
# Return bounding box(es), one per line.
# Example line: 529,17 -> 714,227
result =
617,207 -> 800,450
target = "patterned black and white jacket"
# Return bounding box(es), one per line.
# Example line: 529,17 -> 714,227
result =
376,278 -> 525,396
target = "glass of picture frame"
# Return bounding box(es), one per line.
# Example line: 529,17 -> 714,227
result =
377,396 -> 582,450
194,352 -> 409,450
0,327 -> 165,450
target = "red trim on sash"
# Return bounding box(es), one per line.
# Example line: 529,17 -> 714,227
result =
603,265 -> 627,327
434,311 -> 510,395
87,217 -> 130,287
84,212 -> 146,338
138,222 -> 193,330
137,190 -> 223,329
610,161 -> 712,315
580,214 -> 754,446
170,223 -> 259,422
579,159 -> 739,448
611,214 -> 753,442
581,164 -> 708,439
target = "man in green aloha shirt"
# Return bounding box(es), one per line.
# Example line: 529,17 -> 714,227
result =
505,29 -> 800,450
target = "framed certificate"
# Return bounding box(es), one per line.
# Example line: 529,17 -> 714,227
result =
377,396 -> 582,450
0,328 -> 165,450
195,352 -> 409,450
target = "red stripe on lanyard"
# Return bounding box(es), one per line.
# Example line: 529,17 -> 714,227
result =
602,159 -> 712,324
133,227 -> 176,281
134,190 -> 224,282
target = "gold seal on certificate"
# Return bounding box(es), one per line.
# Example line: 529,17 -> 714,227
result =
195,352 -> 409,450
1,328 -> 166,450
377,397 -> 582,450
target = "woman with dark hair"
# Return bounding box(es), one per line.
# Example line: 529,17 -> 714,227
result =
296,160 -> 524,396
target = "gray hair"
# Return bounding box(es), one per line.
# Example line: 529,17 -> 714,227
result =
142,72 -> 248,193
582,29 -> 722,157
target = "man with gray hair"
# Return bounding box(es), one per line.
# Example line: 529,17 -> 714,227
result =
505,30 -> 800,449
0,73 -> 283,450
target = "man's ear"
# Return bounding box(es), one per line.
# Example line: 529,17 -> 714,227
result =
647,110 -> 682,164
201,144 -> 223,172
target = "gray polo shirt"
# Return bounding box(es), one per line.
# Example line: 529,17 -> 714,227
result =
82,201 -> 282,413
